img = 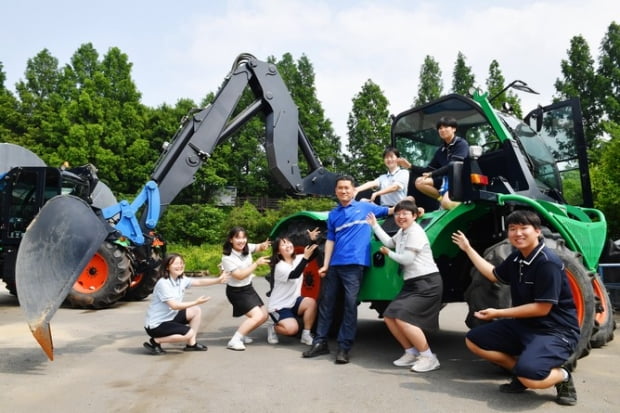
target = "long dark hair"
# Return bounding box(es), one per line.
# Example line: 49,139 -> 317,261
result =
160,253 -> 185,280
270,236 -> 295,272
222,226 -> 249,256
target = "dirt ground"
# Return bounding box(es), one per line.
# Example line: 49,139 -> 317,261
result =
0,281 -> 618,413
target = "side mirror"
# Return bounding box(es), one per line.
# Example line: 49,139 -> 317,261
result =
529,106 -> 544,132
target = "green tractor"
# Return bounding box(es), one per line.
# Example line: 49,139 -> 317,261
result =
271,84 -> 616,368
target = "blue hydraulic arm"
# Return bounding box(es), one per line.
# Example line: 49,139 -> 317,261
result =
101,181 -> 161,245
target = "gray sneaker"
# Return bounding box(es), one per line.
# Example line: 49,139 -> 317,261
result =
226,338 -> 246,351
267,324 -> 279,344
300,333 -> 313,346
411,354 -> 440,372
393,352 -> 418,367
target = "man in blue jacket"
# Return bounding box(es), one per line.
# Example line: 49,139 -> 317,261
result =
303,175 -> 390,364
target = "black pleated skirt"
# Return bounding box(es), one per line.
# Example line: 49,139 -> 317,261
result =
226,283 -> 264,317
383,272 -> 443,331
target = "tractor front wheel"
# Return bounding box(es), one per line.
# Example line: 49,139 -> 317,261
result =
66,241 -> 131,309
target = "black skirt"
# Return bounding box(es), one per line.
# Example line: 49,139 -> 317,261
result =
383,272 -> 443,331
226,283 -> 264,317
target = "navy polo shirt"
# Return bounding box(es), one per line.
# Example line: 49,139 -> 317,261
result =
493,241 -> 580,338
428,135 -> 469,177
326,200 -> 389,267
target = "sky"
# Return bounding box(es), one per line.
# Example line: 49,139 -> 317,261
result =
1,0 -> 619,141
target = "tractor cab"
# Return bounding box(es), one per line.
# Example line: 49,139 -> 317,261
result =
0,167 -> 90,245
391,93 -> 589,213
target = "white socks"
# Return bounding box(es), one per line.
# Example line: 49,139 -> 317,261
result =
420,348 -> 433,357
405,347 -> 420,356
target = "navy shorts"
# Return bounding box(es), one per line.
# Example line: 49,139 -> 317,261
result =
466,318 -> 576,380
145,309 -> 190,338
432,176 -> 448,195
273,296 -> 304,321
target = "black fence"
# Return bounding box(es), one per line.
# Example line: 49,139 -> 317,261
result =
236,196 -> 281,211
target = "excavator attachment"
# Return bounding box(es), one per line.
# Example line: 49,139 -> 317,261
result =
15,195 -> 111,360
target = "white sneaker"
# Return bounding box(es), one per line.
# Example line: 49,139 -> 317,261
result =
226,338 -> 246,351
393,352 -> 418,367
242,336 -> 253,344
267,325 -> 279,344
300,333 -> 313,346
411,354 -> 440,372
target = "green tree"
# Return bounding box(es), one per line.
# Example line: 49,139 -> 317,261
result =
14,49 -> 66,154
597,22 -> 620,126
12,45 -> 148,195
451,52 -> 476,95
57,44 -> 147,194
485,60 -> 522,117
0,62 -> 24,143
591,121 -> 620,238
346,79 -> 391,184
554,35 -> 602,150
592,22 -> 620,238
415,55 -> 443,106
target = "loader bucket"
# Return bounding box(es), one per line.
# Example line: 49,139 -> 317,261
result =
15,195 -> 112,360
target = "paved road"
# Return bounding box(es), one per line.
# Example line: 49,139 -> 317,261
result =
0,280 -> 618,413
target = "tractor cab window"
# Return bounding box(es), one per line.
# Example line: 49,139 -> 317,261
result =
524,99 -> 590,207
498,113 -> 563,197
392,95 -> 501,168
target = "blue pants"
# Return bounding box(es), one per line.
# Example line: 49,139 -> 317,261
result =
315,264 -> 364,351
467,318 -> 577,380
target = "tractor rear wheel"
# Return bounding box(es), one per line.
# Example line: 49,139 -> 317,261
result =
464,239 -> 512,329
66,241 -> 131,308
589,273 -> 616,348
546,236 -> 595,368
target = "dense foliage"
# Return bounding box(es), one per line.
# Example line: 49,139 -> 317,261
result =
346,80 -> 391,184
161,197 -> 336,274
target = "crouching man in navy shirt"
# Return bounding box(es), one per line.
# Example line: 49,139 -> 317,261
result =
452,210 -> 579,406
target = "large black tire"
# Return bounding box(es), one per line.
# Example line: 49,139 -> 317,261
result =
465,236 -> 596,369
123,249 -> 163,301
271,216 -> 345,333
589,273 -> 616,348
545,236 -> 595,368
464,239 -> 512,329
66,241 -> 131,309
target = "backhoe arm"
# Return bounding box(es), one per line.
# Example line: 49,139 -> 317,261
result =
150,53 -> 338,217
